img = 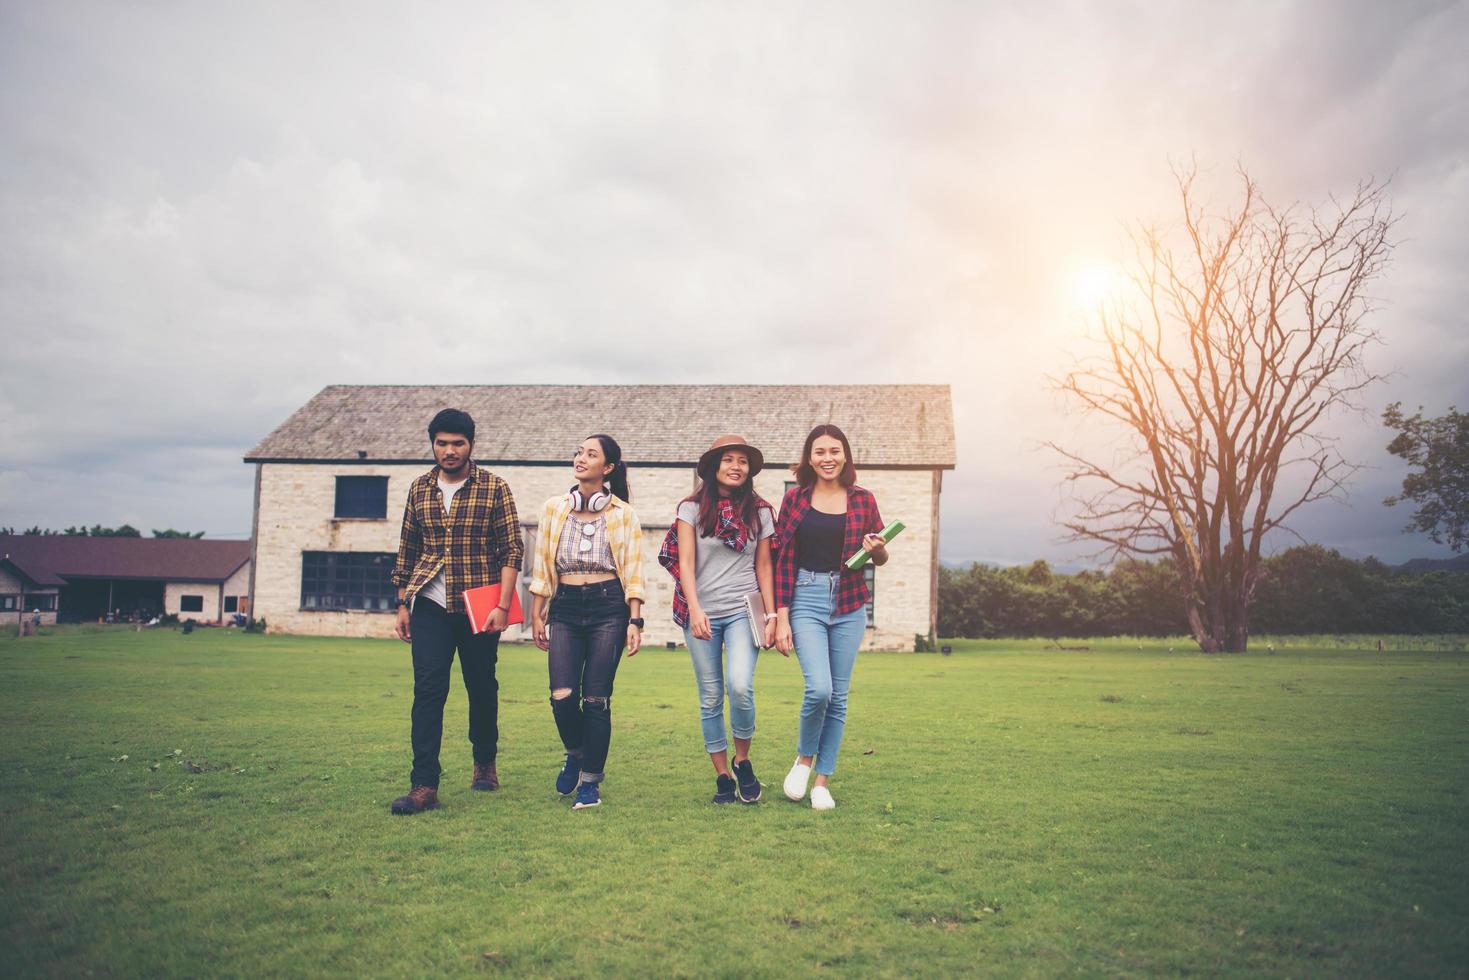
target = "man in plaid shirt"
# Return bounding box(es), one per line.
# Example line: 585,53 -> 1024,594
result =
388,408 -> 523,816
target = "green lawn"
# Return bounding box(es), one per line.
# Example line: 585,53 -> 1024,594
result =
1,628 -> 1465,977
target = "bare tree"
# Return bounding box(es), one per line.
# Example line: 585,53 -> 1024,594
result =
1049,165 -> 1396,652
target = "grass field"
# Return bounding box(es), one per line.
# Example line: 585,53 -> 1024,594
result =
1,628 -> 1465,977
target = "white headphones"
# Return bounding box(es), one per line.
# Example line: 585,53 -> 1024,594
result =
568,485 -> 612,512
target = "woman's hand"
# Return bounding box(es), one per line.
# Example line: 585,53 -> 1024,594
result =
625,623 -> 642,656
775,617 -> 794,655
763,617 -> 783,655
862,532 -> 889,563
689,606 -> 712,641
532,613 -> 550,651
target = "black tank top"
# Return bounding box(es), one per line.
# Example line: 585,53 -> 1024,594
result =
795,509 -> 845,572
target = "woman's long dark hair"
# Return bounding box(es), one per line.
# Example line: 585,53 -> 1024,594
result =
793,424 -> 857,487
691,457 -> 762,538
590,434 -> 630,502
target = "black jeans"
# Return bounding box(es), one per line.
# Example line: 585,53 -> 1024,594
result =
547,580 -> 628,783
409,598 -> 501,788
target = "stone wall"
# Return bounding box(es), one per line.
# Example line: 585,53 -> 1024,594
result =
252,461 -> 937,650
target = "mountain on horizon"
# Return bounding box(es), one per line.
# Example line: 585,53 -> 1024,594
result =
1390,553 -> 1469,575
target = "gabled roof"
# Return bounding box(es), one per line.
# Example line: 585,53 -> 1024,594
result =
0,555 -> 66,588
245,384 -> 956,467
0,536 -> 251,584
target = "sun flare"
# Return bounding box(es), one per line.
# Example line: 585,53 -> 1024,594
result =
1068,262 -> 1127,310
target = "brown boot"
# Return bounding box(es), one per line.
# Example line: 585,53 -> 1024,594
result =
390,785 -> 440,815
470,762 -> 499,791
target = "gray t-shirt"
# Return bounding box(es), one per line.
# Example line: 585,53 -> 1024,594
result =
676,501 -> 775,620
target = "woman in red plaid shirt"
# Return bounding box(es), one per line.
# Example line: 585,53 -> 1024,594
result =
772,424 -> 893,811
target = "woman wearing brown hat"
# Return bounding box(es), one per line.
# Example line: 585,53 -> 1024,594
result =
657,435 -> 778,804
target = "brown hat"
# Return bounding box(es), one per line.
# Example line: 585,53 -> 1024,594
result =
697,434 -> 765,481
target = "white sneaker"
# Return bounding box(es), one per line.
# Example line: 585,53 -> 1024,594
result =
783,759 -> 812,801
810,785 -> 835,811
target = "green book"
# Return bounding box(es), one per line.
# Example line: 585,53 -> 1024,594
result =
844,520 -> 906,570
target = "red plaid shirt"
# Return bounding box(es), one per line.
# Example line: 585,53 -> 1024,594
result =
772,484 -> 884,614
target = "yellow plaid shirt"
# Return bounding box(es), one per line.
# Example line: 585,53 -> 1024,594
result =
391,465 -> 523,615
529,494 -> 645,604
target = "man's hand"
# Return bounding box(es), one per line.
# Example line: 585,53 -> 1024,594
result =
625,623 -> 642,656
532,614 -> 550,651
395,605 -> 412,643
484,606 -> 509,634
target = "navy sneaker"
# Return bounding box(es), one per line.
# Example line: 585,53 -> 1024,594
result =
733,758 -> 762,803
555,754 -> 580,796
572,781 -> 600,810
712,773 -> 737,804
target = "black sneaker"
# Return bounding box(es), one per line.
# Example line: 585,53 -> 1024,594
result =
733,759 -> 761,803
712,773 -> 737,804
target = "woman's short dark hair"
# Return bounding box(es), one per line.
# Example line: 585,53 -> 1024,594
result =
589,434 -> 631,502
793,424 -> 857,488
428,409 -> 475,443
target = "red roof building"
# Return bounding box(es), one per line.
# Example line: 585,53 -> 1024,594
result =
0,535 -> 251,625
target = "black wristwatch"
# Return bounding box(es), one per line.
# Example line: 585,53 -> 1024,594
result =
395,598 -> 410,609
628,617 -> 645,629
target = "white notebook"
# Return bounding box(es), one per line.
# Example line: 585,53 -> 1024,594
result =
742,590 -> 770,649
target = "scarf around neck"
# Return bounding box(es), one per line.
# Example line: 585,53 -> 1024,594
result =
657,494 -> 772,627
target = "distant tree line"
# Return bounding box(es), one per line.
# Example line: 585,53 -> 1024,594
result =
938,546 -> 1469,638
0,526 -> 204,538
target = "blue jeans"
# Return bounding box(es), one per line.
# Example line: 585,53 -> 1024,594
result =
685,612 -> 760,754
789,569 -> 867,776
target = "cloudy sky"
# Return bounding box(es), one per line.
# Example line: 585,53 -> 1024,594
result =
2,0 -> 1466,566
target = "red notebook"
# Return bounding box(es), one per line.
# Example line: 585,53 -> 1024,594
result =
462,583 -> 525,634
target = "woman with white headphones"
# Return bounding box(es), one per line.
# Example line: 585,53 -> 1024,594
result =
528,434 -> 646,811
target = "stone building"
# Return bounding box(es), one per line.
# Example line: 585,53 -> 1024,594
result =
245,385 -> 955,650
0,534 -> 251,625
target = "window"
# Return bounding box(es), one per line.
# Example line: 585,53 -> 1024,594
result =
335,476 -> 389,519
1,596 -> 14,611
180,595 -> 204,613
23,594 -> 57,612
223,595 -> 238,613
784,480 -> 798,495
300,552 -> 397,611
864,565 -> 875,628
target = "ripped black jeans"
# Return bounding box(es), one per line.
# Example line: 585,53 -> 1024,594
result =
547,580 -> 628,784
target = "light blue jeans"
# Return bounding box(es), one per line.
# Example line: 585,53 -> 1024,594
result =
790,569 -> 867,776
685,611 -> 760,754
